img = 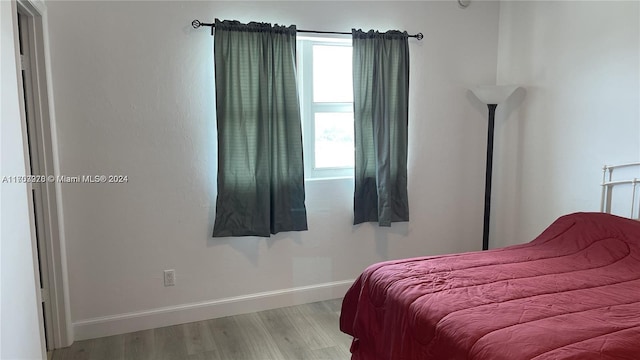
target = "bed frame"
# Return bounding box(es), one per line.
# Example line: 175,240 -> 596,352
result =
601,162 -> 640,219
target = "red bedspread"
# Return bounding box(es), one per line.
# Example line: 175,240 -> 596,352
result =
340,212 -> 640,359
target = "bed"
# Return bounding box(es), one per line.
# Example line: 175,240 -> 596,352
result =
340,164 -> 640,360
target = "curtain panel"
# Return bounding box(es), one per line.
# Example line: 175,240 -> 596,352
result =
212,19 -> 308,237
352,29 -> 410,226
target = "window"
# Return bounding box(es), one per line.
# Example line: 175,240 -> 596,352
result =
298,37 -> 354,179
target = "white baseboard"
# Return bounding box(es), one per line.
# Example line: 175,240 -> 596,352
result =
72,279 -> 354,341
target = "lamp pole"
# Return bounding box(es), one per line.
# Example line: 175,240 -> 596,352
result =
470,85 -> 520,251
483,104 -> 497,251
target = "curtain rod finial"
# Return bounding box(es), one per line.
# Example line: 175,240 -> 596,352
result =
416,33 -> 424,40
192,20 -> 201,29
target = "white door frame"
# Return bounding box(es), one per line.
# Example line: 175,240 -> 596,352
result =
15,0 -> 73,349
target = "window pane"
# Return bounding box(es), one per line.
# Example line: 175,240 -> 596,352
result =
312,45 -> 353,103
314,112 -> 354,169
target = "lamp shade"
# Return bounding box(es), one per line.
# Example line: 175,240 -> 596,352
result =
471,85 -> 519,105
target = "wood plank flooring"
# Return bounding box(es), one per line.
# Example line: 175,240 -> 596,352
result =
52,299 -> 352,360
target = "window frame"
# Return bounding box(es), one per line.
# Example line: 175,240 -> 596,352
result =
297,36 -> 354,180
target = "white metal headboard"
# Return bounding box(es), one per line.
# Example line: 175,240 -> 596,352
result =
601,162 -> 640,219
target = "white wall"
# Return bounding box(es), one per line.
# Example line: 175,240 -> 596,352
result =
492,1 -> 640,248
0,1 -> 47,358
45,0 -> 501,339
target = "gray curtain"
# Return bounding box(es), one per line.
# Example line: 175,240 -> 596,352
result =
212,19 -> 308,237
352,29 -> 410,226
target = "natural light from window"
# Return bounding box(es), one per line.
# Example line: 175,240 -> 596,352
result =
312,45 -> 353,103
299,38 -> 354,179
314,112 -> 354,168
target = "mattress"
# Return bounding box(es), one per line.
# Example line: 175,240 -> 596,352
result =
340,212 -> 640,359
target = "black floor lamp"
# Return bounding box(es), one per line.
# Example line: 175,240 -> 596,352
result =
470,85 -> 519,250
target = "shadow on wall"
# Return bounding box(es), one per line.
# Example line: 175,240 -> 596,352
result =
206,228 -> 304,266
506,87 -> 529,246
353,221 -> 410,259
205,213 -> 410,263
205,199 -> 410,264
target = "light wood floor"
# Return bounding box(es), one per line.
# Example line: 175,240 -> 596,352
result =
52,299 -> 352,360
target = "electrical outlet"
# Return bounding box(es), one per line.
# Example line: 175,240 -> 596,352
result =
164,269 -> 176,286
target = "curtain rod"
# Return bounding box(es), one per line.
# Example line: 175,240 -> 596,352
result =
191,20 -> 424,40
